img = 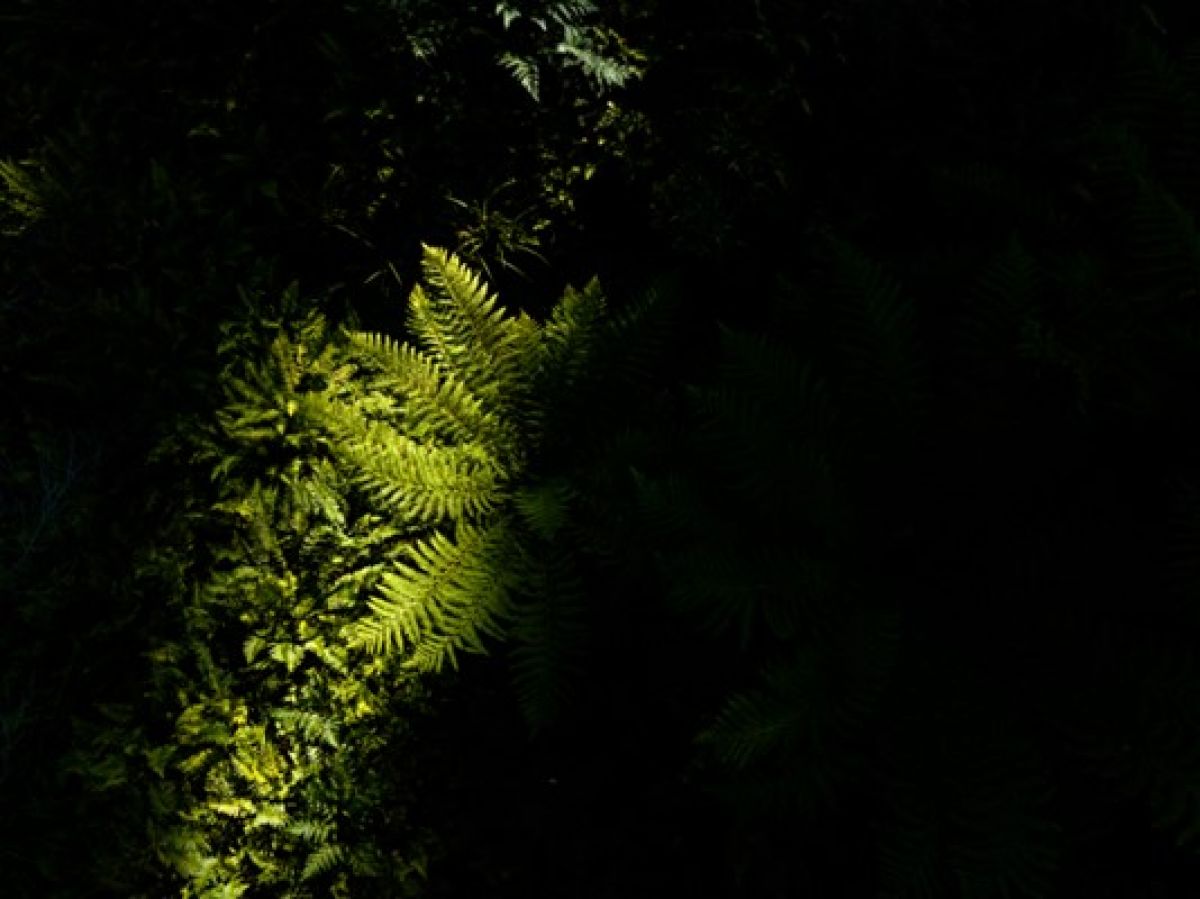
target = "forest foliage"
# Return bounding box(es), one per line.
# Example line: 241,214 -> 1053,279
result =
5,1 -> 1200,897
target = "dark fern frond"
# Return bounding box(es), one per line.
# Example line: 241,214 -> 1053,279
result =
600,281 -> 678,388
1109,30 -> 1200,206
534,277 -> 606,392
879,719 -> 1059,899
1085,636 -> 1200,851
1126,175 -> 1200,304
631,468 -> 723,542
509,547 -> 588,733
688,380 -> 838,532
821,237 -> 929,447
955,235 -> 1042,388
662,541 -> 837,646
513,478 -> 575,541
701,607 -> 900,804
1163,475 -> 1200,630
702,668 -> 803,770
933,162 -> 1077,239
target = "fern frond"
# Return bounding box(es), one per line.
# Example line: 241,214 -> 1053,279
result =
688,379 -> 838,531
702,607 -> 899,811
412,244 -> 533,404
600,282 -> 676,387
318,401 -> 503,525
509,548 -> 588,732
956,236 -> 1041,379
536,277 -> 606,384
1110,32 -> 1200,205
631,468 -> 723,542
499,52 -> 541,101
301,842 -> 345,881
664,544 -> 836,645
547,0 -> 597,27
270,709 -> 339,748
702,675 -> 800,770
346,521 -> 514,668
933,162 -> 1075,236
513,478 -> 575,540
0,158 -> 45,235
822,238 -> 928,447
1085,637 -> 1200,850
1126,176 -> 1200,303
879,721 -> 1058,899
342,329 -> 510,448
285,818 -> 334,844
556,40 -> 640,93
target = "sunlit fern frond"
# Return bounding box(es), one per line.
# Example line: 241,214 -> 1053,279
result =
345,521 -> 515,670
315,398 -> 504,526
411,244 -> 536,407
498,52 -> 541,101
342,329 -> 510,449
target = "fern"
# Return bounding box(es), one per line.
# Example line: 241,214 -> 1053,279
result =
410,244 -> 535,405
318,401 -> 505,525
699,607 -> 900,825
301,842 -> 346,881
513,478 -> 575,540
556,40 -> 639,93
508,546 -> 588,732
1126,174 -> 1200,304
493,0 -> 641,100
878,713 -> 1059,899
823,236 -> 928,449
0,157 -> 45,236
954,235 -> 1042,394
345,521 -> 515,667
499,52 -> 541,101
1108,31 -> 1200,208
320,245 -> 608,680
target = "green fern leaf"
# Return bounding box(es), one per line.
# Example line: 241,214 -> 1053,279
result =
346,521 -> 514,667
412,244 -> 533,404
342,330 -> 511,448
510,548 -> 588,732
301,842 -> 345,881
499,52 -> 541,101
